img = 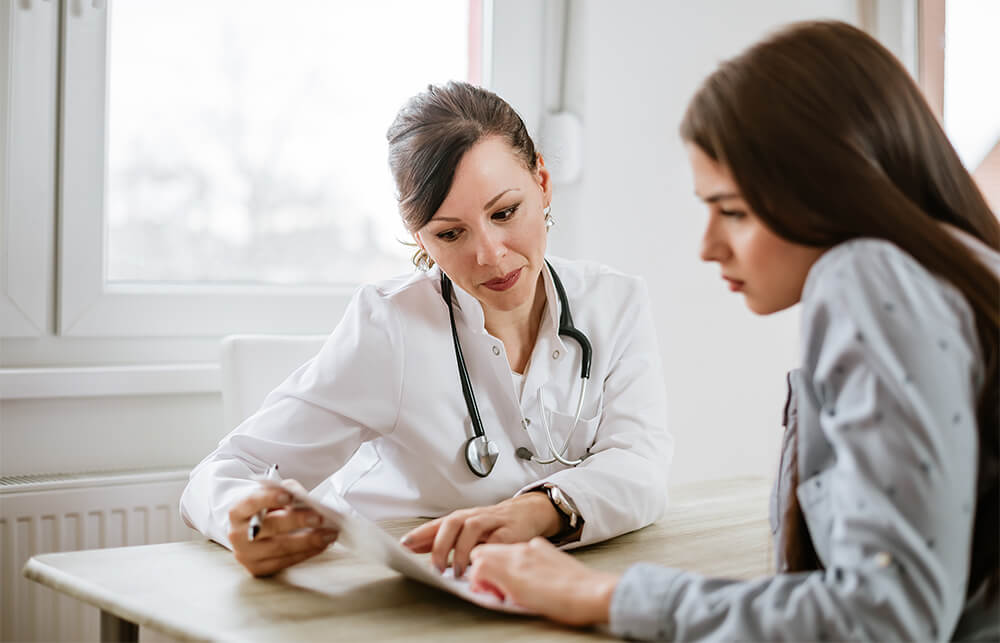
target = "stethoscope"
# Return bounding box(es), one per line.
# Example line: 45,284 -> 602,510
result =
440,260 -> 593,477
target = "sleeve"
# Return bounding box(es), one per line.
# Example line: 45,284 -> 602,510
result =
522,277 -> 673,548
179,285 -> 405,548
608,245 -> 980,641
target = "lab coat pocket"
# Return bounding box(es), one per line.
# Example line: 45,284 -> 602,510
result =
541,399 -> 604,463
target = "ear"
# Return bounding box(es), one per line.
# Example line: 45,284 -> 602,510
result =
535,155 -> 553,207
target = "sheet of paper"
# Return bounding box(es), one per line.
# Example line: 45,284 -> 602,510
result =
259,479 -> 531,614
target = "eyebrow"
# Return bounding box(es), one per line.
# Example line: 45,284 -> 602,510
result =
483,188 -> 517,210
698,191 -> 742,204
429,189 -> 520,223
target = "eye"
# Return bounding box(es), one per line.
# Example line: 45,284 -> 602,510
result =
436,229 -> 461,241
492,205 -> 518,221
719,208 -> 746,219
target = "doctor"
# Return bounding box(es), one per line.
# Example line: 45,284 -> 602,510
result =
180,81 -> 673,578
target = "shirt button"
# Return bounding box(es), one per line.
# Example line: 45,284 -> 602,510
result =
874,552 -> 893,568
552,350 -> 560,359
492,346 -> 500,356
522,418 -> 531,429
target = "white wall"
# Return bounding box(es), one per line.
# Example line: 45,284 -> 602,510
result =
544,0 -> 858,484
3,1 -> 870,487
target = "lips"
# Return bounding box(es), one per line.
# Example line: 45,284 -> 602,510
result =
723,276 -> 745,292
483,268 -> 522,292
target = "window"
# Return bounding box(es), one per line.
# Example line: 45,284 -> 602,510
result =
2,0 -> 547,339
917,0 -> 1000,209
942,0 -> 1000,207
106,1 -> 471,287
50,0 -> 551,337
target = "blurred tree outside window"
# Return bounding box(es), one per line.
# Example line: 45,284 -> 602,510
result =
107,0 -> 473,285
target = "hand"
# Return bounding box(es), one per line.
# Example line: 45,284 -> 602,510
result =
400,492 -> 561,578
468,537 -> 619,626
227,479 -> 339,577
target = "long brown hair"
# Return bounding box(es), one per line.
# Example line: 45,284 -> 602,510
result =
680,20 -> 999,597
386,81 -> 539,268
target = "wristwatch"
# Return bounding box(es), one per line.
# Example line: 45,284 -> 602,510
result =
532,483 -> 584,545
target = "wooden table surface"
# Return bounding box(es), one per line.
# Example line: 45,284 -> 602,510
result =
24,477 -> 772,642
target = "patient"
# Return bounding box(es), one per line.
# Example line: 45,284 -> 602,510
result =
466,20 -> 1000,641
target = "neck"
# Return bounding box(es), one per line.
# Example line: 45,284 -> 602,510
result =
484,273 -> 547,374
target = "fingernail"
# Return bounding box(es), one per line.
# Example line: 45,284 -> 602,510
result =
400,535 -> 410,545
323,532 -> 337,543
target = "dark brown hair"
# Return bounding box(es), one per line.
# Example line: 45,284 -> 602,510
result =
681,20 -> 999,597
386,81 -> 538,267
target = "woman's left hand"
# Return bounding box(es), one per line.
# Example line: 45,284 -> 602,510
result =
400,492 -> 561,578
467,537 -> 619,626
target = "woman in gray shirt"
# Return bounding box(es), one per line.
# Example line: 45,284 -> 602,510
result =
465,20 -> 1000,641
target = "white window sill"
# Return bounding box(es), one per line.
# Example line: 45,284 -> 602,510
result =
0,364 -> 220,400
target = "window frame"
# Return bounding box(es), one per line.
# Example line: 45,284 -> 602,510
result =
1,0 -> 57,338
53,0 -> 544,337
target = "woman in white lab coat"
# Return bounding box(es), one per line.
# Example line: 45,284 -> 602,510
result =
180,81 -> 673,577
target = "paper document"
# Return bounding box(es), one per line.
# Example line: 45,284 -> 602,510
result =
259,479 -> 531,614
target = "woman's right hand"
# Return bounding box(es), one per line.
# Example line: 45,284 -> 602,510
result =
227,479 -> 339,577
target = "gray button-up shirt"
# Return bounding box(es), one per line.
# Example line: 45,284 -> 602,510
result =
609,232 -> 1000,641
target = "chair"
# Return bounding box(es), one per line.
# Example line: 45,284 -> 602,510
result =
220,334 -> 327,431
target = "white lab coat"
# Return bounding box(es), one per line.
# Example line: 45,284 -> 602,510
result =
181,256 -> 673,549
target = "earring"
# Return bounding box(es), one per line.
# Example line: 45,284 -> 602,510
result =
543,205 -> 554,229
412,248 -> 433,271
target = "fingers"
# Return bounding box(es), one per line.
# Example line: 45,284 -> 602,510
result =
227,480 -> 335,577
468,544 -> 514,598
451,514 -> 501,578
238,529 -> 339,577
246,548 -> 321,578
430,513 -> 465,572
252,507 -> 326,541
280,478 -> 309,495
234,527 -> 338,573
400,518 -> 441,553
405,503 -> 536,576
468,575 -> 507,602
228,486 -> 293,525
469,541 -> 508,563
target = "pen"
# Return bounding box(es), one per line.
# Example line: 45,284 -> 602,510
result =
247,464 -> 280,542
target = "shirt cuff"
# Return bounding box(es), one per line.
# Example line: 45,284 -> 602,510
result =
609,563 -> 685,641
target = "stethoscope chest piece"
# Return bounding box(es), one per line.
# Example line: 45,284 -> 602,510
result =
442,260 -> 592,478
465,435 -> 499,477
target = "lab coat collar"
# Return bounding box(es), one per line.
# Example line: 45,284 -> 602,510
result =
431,261 -> 565,349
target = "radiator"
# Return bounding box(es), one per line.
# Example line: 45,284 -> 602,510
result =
0,468 -> 196,642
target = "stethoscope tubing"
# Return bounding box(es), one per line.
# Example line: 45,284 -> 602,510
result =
441,260 -> 593,475
441,275 -> 487,440
532,377 -> 589,465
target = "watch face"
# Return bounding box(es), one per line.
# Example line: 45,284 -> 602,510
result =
548,487 -> 574,519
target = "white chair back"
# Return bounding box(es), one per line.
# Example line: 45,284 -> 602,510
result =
220,334 -> 327,431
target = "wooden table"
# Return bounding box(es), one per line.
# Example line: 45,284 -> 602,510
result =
23,477 -> 772,642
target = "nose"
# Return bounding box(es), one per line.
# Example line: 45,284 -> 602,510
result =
699,216 -> 730,263
475,227 -> 507,266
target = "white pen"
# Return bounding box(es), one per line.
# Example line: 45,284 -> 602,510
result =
247,464 -> 280,542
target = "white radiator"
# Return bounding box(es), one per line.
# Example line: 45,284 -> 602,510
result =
0,468 -> 196,642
